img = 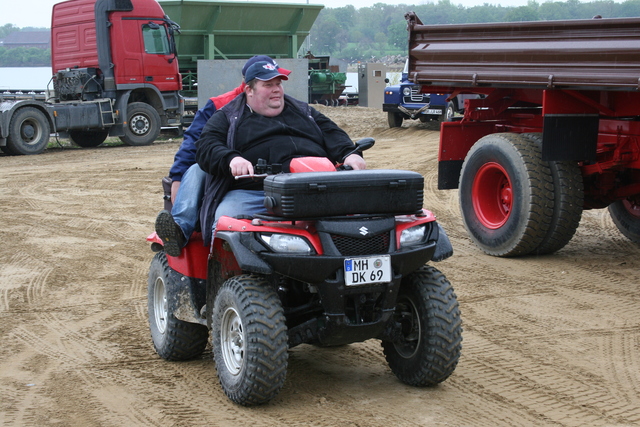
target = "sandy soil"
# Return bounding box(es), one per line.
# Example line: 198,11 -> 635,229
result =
1,105 -> 639,426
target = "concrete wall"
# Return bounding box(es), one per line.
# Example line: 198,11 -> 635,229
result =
197,59 -> 310,108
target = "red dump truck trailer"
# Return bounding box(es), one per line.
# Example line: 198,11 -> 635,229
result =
405,12 -> 640,256
0,0 -> 182,155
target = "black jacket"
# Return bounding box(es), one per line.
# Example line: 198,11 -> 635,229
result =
196,93 -> 359,244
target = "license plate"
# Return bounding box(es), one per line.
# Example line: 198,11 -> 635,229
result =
426,109 -> 442,115
344,255 -> 392,286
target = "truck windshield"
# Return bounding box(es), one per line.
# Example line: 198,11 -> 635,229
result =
142,24 -> 171,55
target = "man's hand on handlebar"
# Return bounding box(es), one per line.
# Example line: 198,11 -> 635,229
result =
229,156 -> 254,177
343,154 -> 366,170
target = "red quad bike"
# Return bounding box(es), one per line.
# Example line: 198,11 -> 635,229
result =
146,138 -> 462,406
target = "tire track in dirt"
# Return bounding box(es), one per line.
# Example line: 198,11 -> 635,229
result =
280,342 -> 443,426
458,335 -> 635,425
0,251 -> 53,311
447,252 -> 640,425
3,109 -> 640,426
574,209 -> 640,257
596,332 -> 640,422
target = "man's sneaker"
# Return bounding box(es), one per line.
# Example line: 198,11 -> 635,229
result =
155,210 -> 186,257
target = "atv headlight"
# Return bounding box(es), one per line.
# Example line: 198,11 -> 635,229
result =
400,224 -> 427,248
260,234 -> 312,254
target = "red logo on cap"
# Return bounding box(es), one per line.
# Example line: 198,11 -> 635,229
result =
263,63 -> 277,71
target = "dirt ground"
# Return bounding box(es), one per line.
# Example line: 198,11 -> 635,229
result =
1,105 -> 639,427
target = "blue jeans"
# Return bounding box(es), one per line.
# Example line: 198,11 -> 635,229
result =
171,163 -> 206,238
213,189 -> 267,232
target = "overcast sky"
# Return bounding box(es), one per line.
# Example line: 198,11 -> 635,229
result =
2,0 -> 539,28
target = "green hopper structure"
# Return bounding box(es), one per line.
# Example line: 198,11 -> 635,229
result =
159,0 -> 323,95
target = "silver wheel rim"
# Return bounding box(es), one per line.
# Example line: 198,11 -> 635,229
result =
153,276 -> 167,333
394,296 -> 421,359
20,118 -> 43,146
130,114 -> 150,135
221,307 -> 244,375
446,106 -> 454,121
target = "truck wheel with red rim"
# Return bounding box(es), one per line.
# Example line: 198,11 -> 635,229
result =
120,102 -> 160,146
608,198 -> 640,244
388,112 -> 403,128
459,132 -> 554,257
382,265 -> 462,386
5,106 -> 50,155
521,133 -> 584,254
69,130 -> 109,148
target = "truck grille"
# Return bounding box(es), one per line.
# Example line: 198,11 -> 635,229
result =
410,87 -> 424,102
331,233 -> 391,256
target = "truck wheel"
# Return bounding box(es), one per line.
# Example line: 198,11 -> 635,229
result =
120,102 -> 160,146
608,198 -> 640,244
69,130 -> 109,148
388,112 -> 403,128
212,274 -> 288,406
5,107 -> 50,155
382,265 -> 462,386
443,101 -> 456,122
521,133 -> 584,254
148,252 -> 209,361
459,132 -> 554,257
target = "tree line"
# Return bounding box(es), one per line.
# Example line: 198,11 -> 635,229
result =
0,24 -> 50,67
308,0 -> 640,62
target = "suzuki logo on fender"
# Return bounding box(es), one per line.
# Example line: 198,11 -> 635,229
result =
359,226 -> 369,236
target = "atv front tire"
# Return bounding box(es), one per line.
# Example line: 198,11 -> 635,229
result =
147,252 -> 209,361
382,265 -> 462,386
212,274 -> 288,406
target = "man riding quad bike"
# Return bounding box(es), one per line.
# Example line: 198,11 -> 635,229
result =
146,138 -> 463,406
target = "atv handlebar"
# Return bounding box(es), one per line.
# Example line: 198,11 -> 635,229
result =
234,137 -> 375,180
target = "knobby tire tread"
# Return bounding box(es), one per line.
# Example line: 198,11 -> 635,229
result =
148,252 -> 208,361
382,265 -> 462,386
213,274 -> 288,406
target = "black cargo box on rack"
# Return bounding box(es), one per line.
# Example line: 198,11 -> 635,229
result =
263,169 -> 424,218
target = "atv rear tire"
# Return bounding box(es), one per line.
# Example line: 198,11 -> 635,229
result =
147,252 -> 209,361
212,274 -> 288,406
382,265 -> 462,386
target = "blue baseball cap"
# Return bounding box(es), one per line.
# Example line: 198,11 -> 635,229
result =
244,61 -> 290,83
241,55 -> 291,77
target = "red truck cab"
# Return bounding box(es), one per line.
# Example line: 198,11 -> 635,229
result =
48,0 -> 182,147
52,0 -> 181,93
0,0 -> 182,155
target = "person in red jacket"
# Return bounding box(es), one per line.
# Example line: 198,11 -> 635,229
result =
156,56 -> 291,257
